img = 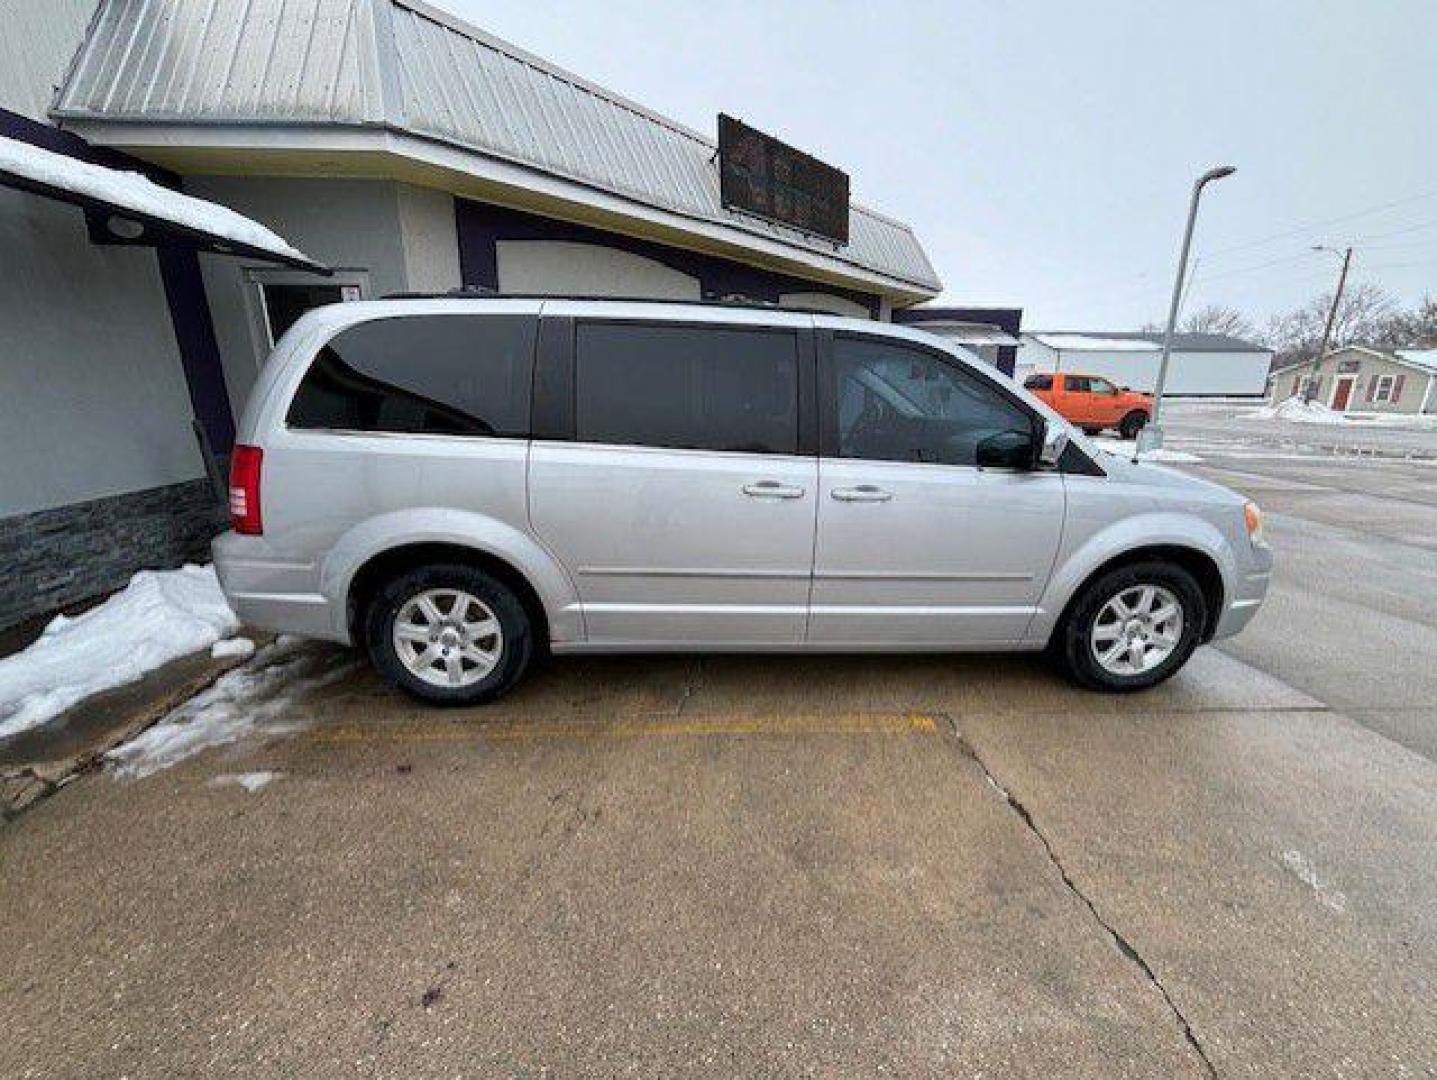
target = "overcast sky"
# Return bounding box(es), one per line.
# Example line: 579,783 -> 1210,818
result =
453,0 -> 1435,329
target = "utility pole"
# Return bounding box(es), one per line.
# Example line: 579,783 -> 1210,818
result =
1305,245 -> 1353,403
1144,165 -> 1236,455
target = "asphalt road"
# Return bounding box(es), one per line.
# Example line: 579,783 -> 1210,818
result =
3,411 -> 1435,1078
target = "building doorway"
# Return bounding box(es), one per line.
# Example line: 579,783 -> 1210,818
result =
1330,375 -> 1356,411
245,268 -> 368,352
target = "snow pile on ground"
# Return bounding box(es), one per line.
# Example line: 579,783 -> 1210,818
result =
107,638 -> 355,780
1254,396 -> 1349,424
0,565 -> 239,739
208,770 -> 281,793
0,134 -> 313,265
1089,436 -> 1203,464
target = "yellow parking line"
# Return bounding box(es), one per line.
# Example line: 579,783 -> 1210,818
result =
306,710 -> 940,745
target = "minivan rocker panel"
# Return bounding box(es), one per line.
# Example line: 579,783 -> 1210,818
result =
214,298 -> 1271,702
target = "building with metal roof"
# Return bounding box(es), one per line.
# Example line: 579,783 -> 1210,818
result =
0,0 -> 943,632
53,0 -> 939,302
892,306 -> 1024,375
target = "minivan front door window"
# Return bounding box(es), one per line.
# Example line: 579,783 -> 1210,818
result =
833,336 -> 1032,466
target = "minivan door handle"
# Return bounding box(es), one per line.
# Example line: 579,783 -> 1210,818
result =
831,485 -> 893,503
742,481 -> 805,500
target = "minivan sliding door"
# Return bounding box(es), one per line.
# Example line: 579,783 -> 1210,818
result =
529,317 -> 818,647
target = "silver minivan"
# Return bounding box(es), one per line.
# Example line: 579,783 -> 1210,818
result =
214,298 -> 1271,704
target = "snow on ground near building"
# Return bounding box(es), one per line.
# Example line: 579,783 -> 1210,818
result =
1255,396 -> 1437,428
1255,397 -> 1349,424
107,638 -> 356,780
1089,436 -> 1203,464
0,564 -> 244,739
0,134 -> 312,264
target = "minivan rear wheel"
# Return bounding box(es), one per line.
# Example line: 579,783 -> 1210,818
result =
1055,561 -> 1206,691
365,563 -> 532,705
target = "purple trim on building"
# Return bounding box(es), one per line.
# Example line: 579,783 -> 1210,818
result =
155,246 -> 236,452
455,199 -> 881,318
2,107 -> 234,452
0,107 -> 177,184
894,305 -> 1024,375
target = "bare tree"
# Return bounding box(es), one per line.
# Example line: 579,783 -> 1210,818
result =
1181,304 -> 1255,339
1264,282 -> 1399,367
1376,294 -> 1437,348
1139,305 -> 1256,339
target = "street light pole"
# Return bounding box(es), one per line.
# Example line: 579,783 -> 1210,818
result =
1146,166 -> 1236,448
1304,245 -> 1353,403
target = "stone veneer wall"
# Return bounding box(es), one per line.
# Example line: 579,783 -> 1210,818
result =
0,479 -> 226,633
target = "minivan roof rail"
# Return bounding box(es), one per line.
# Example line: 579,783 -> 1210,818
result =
376,289 -> 850,317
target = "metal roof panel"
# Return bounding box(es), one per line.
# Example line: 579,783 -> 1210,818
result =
53,0 -> 940,293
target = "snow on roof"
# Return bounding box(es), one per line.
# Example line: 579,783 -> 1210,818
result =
0,134 -> 315,267
1060,330 -> 1270,353
1393,350 -> 1437,374
1030,333 -> 1162,352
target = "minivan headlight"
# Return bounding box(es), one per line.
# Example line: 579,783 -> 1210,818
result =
1243,501 -> 1266,547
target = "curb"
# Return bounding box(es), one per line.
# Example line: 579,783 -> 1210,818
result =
0,634 -> 271,822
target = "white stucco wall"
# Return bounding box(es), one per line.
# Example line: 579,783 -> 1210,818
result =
0,0 -> 94,121
397,183 -> 462,294
0,188 -> 202,516
778,291 -> 871,319
496,240 -> 701,299
186,177 -> 420,416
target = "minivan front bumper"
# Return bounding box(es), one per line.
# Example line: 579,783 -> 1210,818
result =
1211,543 -> 1272,641
212,531 -> 346,643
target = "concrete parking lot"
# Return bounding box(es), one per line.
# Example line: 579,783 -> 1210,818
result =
3,410 -> 1436,1078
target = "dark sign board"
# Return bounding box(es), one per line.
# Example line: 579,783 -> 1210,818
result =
718,114 -> 849,245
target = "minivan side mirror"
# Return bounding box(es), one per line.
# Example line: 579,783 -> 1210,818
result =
976,428 -> 1038,470
1037,421 -> 1069,468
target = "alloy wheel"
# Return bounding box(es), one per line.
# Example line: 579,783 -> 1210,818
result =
392,588 -> 504,688
1090,584 -> 1184,676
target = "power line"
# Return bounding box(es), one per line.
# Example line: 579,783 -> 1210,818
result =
1347,217 -> 1437,245
1197,188 -> 1437,260
1063,187 -> 1437,297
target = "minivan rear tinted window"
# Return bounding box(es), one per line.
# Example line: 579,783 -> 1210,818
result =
574,323 -> 799,455
287,314 -> 536,437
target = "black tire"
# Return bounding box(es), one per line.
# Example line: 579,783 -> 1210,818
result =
1054,560 -> 1206,692
364,563 -> 533,706
1119,410 -> 1149,440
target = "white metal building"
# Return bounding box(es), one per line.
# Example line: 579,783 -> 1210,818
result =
0,0 -> 941,632
1016,331 -> 1273,397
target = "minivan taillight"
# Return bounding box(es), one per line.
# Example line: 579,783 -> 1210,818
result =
229,444 -> 263,535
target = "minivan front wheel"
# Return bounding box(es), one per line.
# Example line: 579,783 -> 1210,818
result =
1056,561 -> 1206,691
365,564 -> 532,705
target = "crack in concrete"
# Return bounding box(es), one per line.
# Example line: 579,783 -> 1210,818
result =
945,718 -> 1219,1079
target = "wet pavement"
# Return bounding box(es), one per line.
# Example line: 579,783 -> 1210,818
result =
3,416 -> 1436,1078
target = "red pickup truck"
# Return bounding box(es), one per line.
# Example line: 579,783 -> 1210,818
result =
1023,372 -> 1152,439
